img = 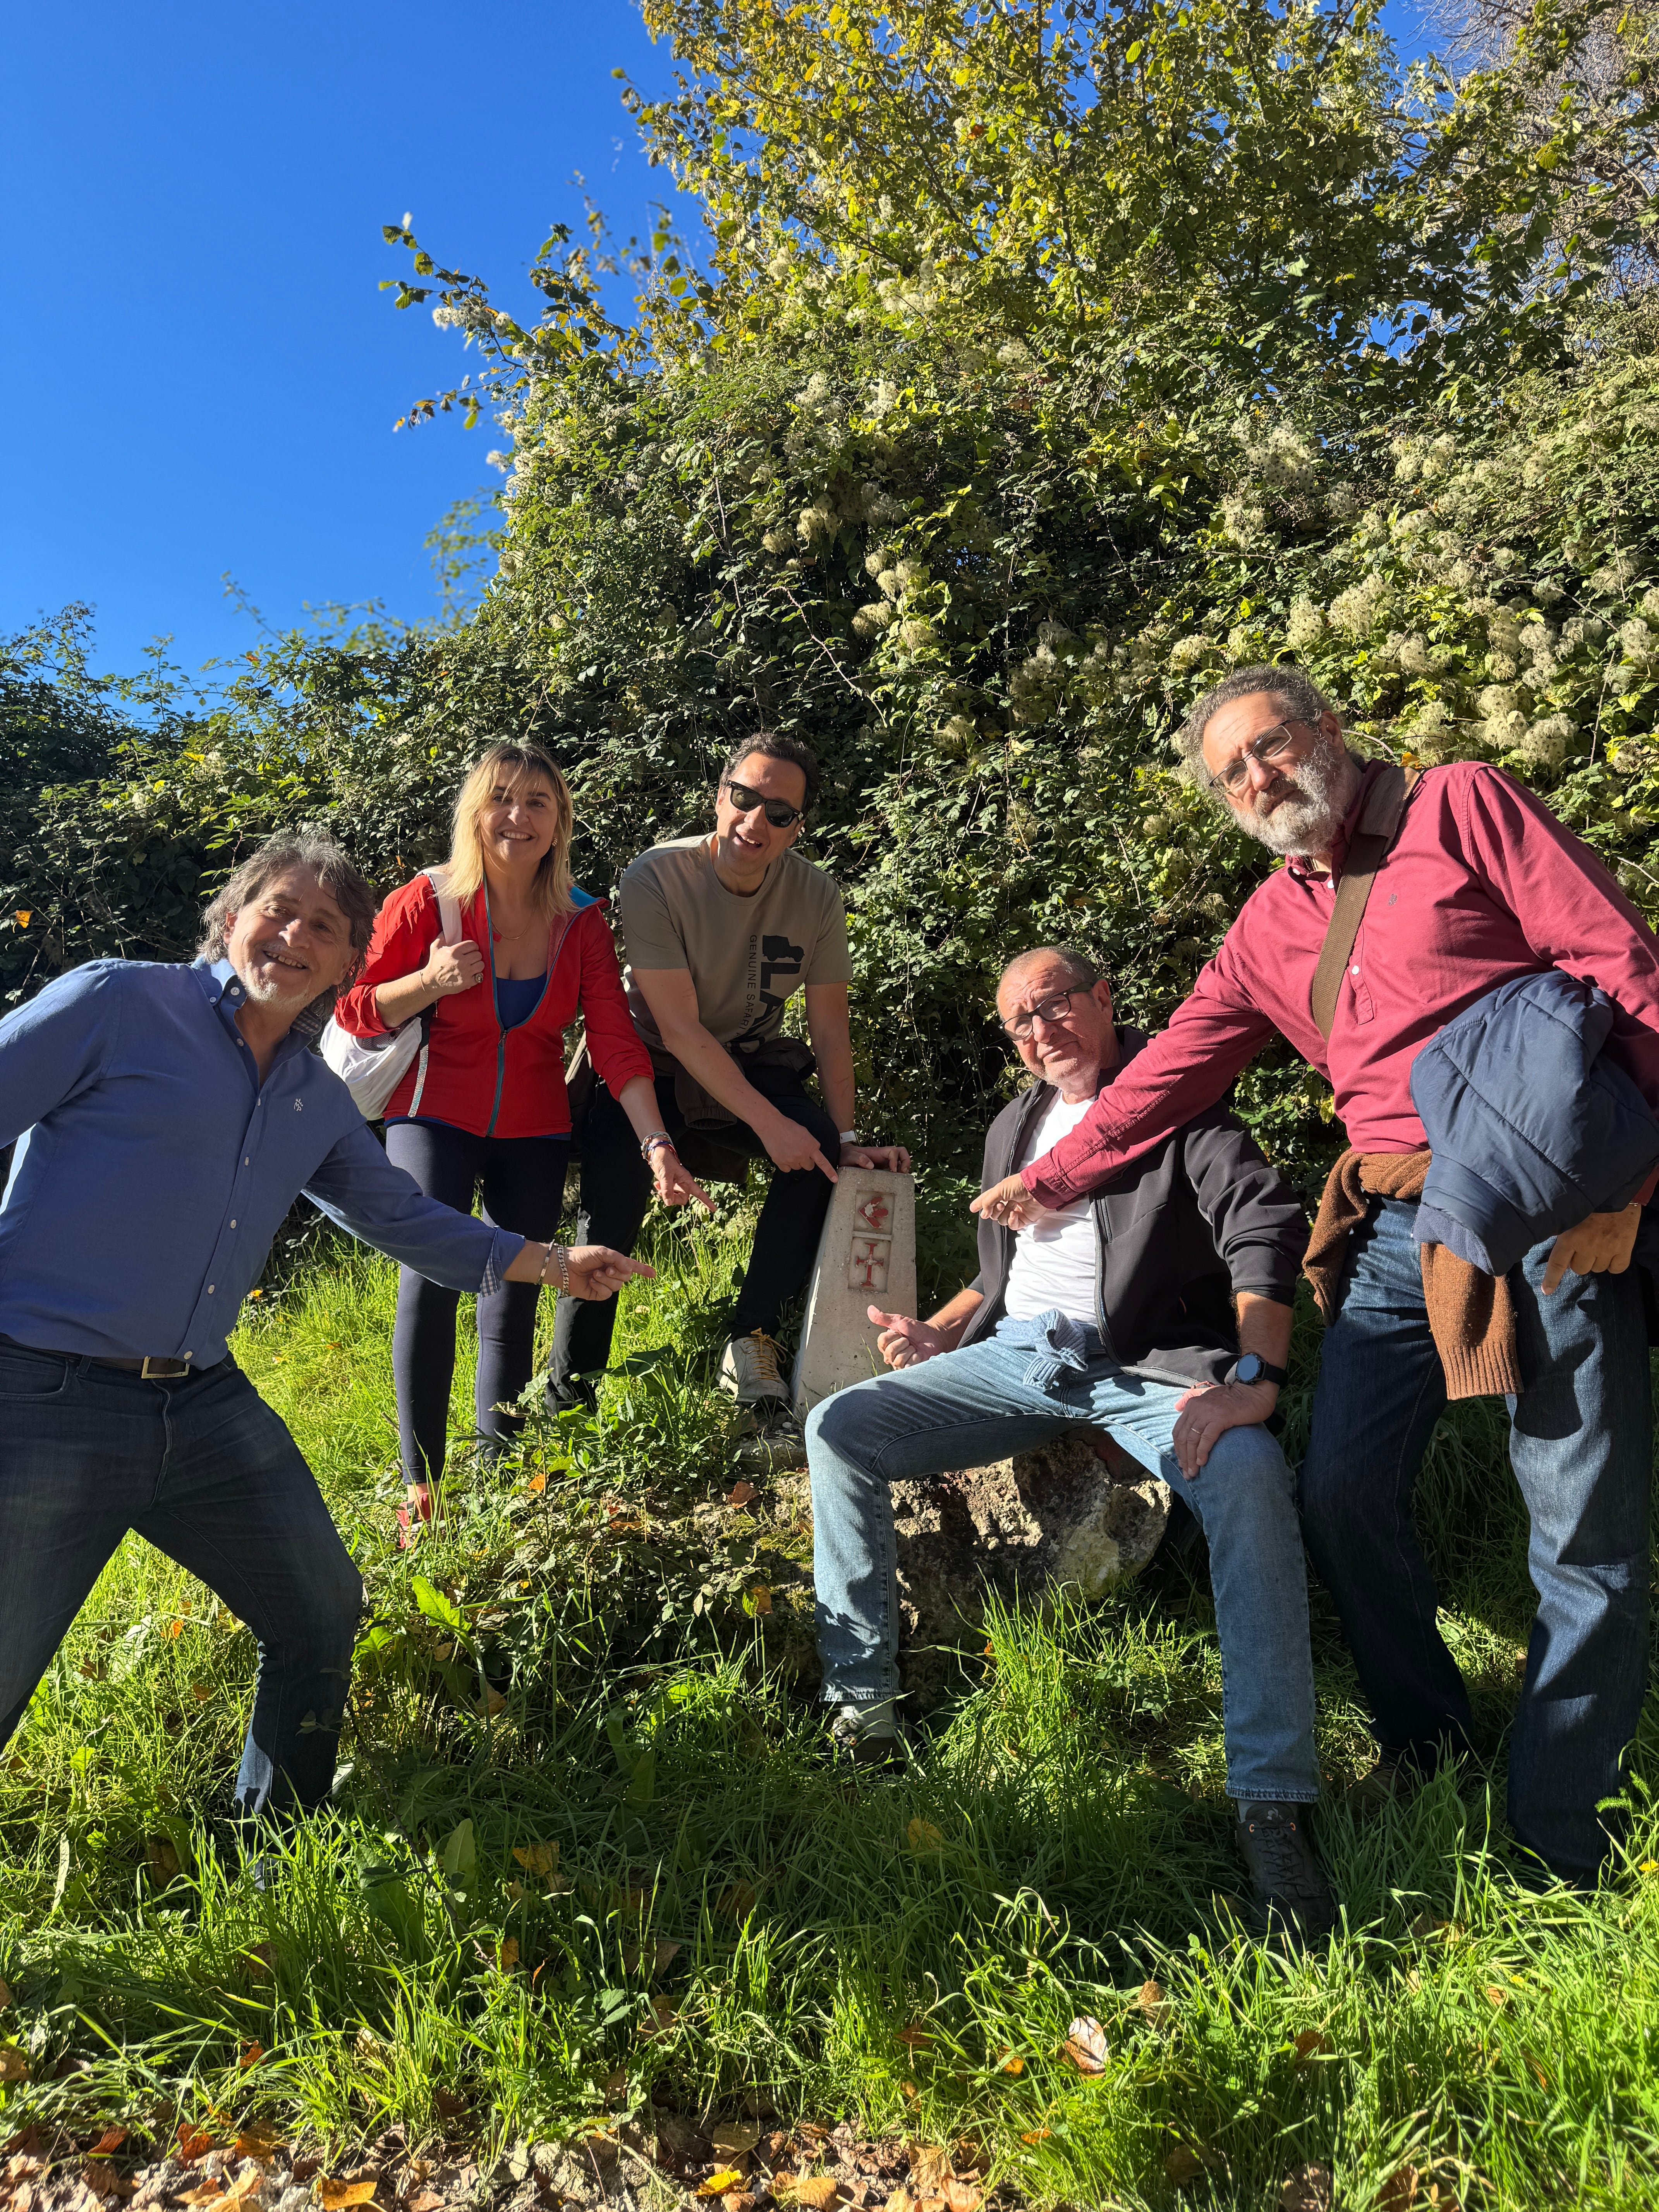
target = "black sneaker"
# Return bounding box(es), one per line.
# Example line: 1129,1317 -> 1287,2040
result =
733,1403 -> 807,1472
826,1714 -> 907,1772
545,1374 -> 598,1417
1346,1755 -> 1423,1815
1235,1802 -> 1338,1942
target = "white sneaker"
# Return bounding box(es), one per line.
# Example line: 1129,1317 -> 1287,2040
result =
719,1330 -> 790,1405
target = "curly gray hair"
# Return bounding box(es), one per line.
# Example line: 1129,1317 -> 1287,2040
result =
198,831 -> 379,1001
1174,664 -> 1339,785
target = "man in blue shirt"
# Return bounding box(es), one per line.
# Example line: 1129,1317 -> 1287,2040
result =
0,833 -> 646,1821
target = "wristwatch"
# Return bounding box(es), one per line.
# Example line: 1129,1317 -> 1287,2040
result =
1228,1353 -> 1288,1387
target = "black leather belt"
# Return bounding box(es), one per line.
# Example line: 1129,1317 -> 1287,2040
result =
2,1340 -> 195,1378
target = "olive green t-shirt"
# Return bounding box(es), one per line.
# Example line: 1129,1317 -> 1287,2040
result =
618,834 -> 852,1051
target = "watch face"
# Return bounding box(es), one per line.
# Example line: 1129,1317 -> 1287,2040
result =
1235,1354 -> 1263,1383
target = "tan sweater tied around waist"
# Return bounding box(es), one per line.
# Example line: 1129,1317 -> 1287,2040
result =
1303,1149 -> 1522,1401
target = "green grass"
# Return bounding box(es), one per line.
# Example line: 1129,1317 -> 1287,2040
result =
4,1206 -> 1659,2208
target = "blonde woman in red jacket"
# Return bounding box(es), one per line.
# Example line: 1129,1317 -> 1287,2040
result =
334,742 -> 710,1514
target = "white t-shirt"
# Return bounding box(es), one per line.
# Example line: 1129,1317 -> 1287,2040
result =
1001,1090 -> 1100,1327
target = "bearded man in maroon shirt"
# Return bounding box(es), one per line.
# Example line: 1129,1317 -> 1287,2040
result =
975,664 -> 1659,1885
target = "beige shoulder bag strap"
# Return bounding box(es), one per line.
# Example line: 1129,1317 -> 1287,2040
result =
1309,764 -> 1420,1039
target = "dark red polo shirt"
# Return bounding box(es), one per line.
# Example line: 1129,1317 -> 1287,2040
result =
1024,760 -> 1659,1209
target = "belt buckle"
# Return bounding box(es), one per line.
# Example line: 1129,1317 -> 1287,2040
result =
141,1355 -> 190,1379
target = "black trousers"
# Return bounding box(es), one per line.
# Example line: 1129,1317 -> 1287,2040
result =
550,1065 -> 840,1388
385,1120 -> 571,1486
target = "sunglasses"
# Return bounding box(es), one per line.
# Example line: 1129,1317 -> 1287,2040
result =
724,779 -> 805,829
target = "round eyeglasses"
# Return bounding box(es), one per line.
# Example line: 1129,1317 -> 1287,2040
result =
1208,719 -> 1307,795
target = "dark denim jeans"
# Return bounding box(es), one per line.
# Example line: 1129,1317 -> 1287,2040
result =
552,1065 -> 840,1388
0,1342 -> 362,1817
1300,1197 -> 1652,1882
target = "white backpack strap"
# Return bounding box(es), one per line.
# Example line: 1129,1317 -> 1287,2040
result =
408,871 -> 461,1118
427,867 -> 463,947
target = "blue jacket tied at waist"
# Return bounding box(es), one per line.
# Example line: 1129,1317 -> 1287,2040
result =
1408,968 -> 1659,1278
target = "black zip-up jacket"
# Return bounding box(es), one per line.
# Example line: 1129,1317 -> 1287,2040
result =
961,1027 -> 1308,1387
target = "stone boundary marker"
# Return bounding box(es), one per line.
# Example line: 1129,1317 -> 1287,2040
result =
790,1168 -> 917,1416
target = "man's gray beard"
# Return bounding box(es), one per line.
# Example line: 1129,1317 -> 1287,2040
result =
235,965 -> 297,1005
1232,741 -> 1356,857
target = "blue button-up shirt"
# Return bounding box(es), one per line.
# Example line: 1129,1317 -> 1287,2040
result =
0,958 -> 522,1364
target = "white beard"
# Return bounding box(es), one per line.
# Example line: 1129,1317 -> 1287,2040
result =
1233,740 -> 1358,857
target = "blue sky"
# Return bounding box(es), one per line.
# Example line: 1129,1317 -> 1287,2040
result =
4,0 -> 1440,686
2,1 -> 681,681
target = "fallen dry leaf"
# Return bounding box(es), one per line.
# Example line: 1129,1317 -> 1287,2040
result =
718,1880 -> 759,1918
905,1818 -> 944,1854
175,2124 -> 219,2162
698,2172 -> 747,2198
711,2124 -> 759,2159
1137,1978 -> 1169,2025
238,2042 -> 262,2069
89,2130 -> 128,2158
0,1976 -> 10,2007
726,1481 -> 757,1508
407,2196 -> 443,2212
909,2147 -> 950,2195
1017,2129 -> 1050,2146
526,1472 -> 547,1494
244,1942 -> 276,1982
796,2180 -> 841,2210
1377,2169 -> 1420,2211
748,1585 -> 773,1614
318,2181 -> 380,2210
432,2087 -> 468,2120
896,2024 -> 933,2050
1484,1985 -> 1510,2009
179,2187 -> 224,2206
497,1939 -> 519,1972
234,2125 -> 280,2162
997,2050 -> 1024,2075
942,2184 -> 982,2212
1279,2166 -> 1334,2212
1164,2145 -> 1206,2185
1063,2014 -> 1108,2075
0,2048 -> 29,2081
1292,2029 -> 1332,2061
723,2196 -> 758,2212
640,1994 -> 679,2039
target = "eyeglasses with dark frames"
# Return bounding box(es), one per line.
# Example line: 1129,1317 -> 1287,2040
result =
1002,986 -> 1093,1042
1208,718 -> 1308,795
723,779 -> 805,829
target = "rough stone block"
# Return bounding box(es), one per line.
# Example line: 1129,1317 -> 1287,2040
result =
890,1428 -> 1172,1713
790,1169 -> 917,1415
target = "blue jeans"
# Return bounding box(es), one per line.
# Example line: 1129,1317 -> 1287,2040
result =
0,1342 -> 363,1818
1299,1198 -> 1652,1881
805,1321 -> 1322,1804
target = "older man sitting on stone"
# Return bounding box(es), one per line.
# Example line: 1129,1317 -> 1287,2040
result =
805,946 -> 1333,1938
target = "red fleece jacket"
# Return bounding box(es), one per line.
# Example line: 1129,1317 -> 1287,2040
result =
333,876 -> 652,1139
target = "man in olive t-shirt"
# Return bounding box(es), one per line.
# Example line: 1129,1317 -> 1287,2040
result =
549,735 -> 909,1440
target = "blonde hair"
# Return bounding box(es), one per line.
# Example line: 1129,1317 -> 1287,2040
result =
443,742 -> 575,918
